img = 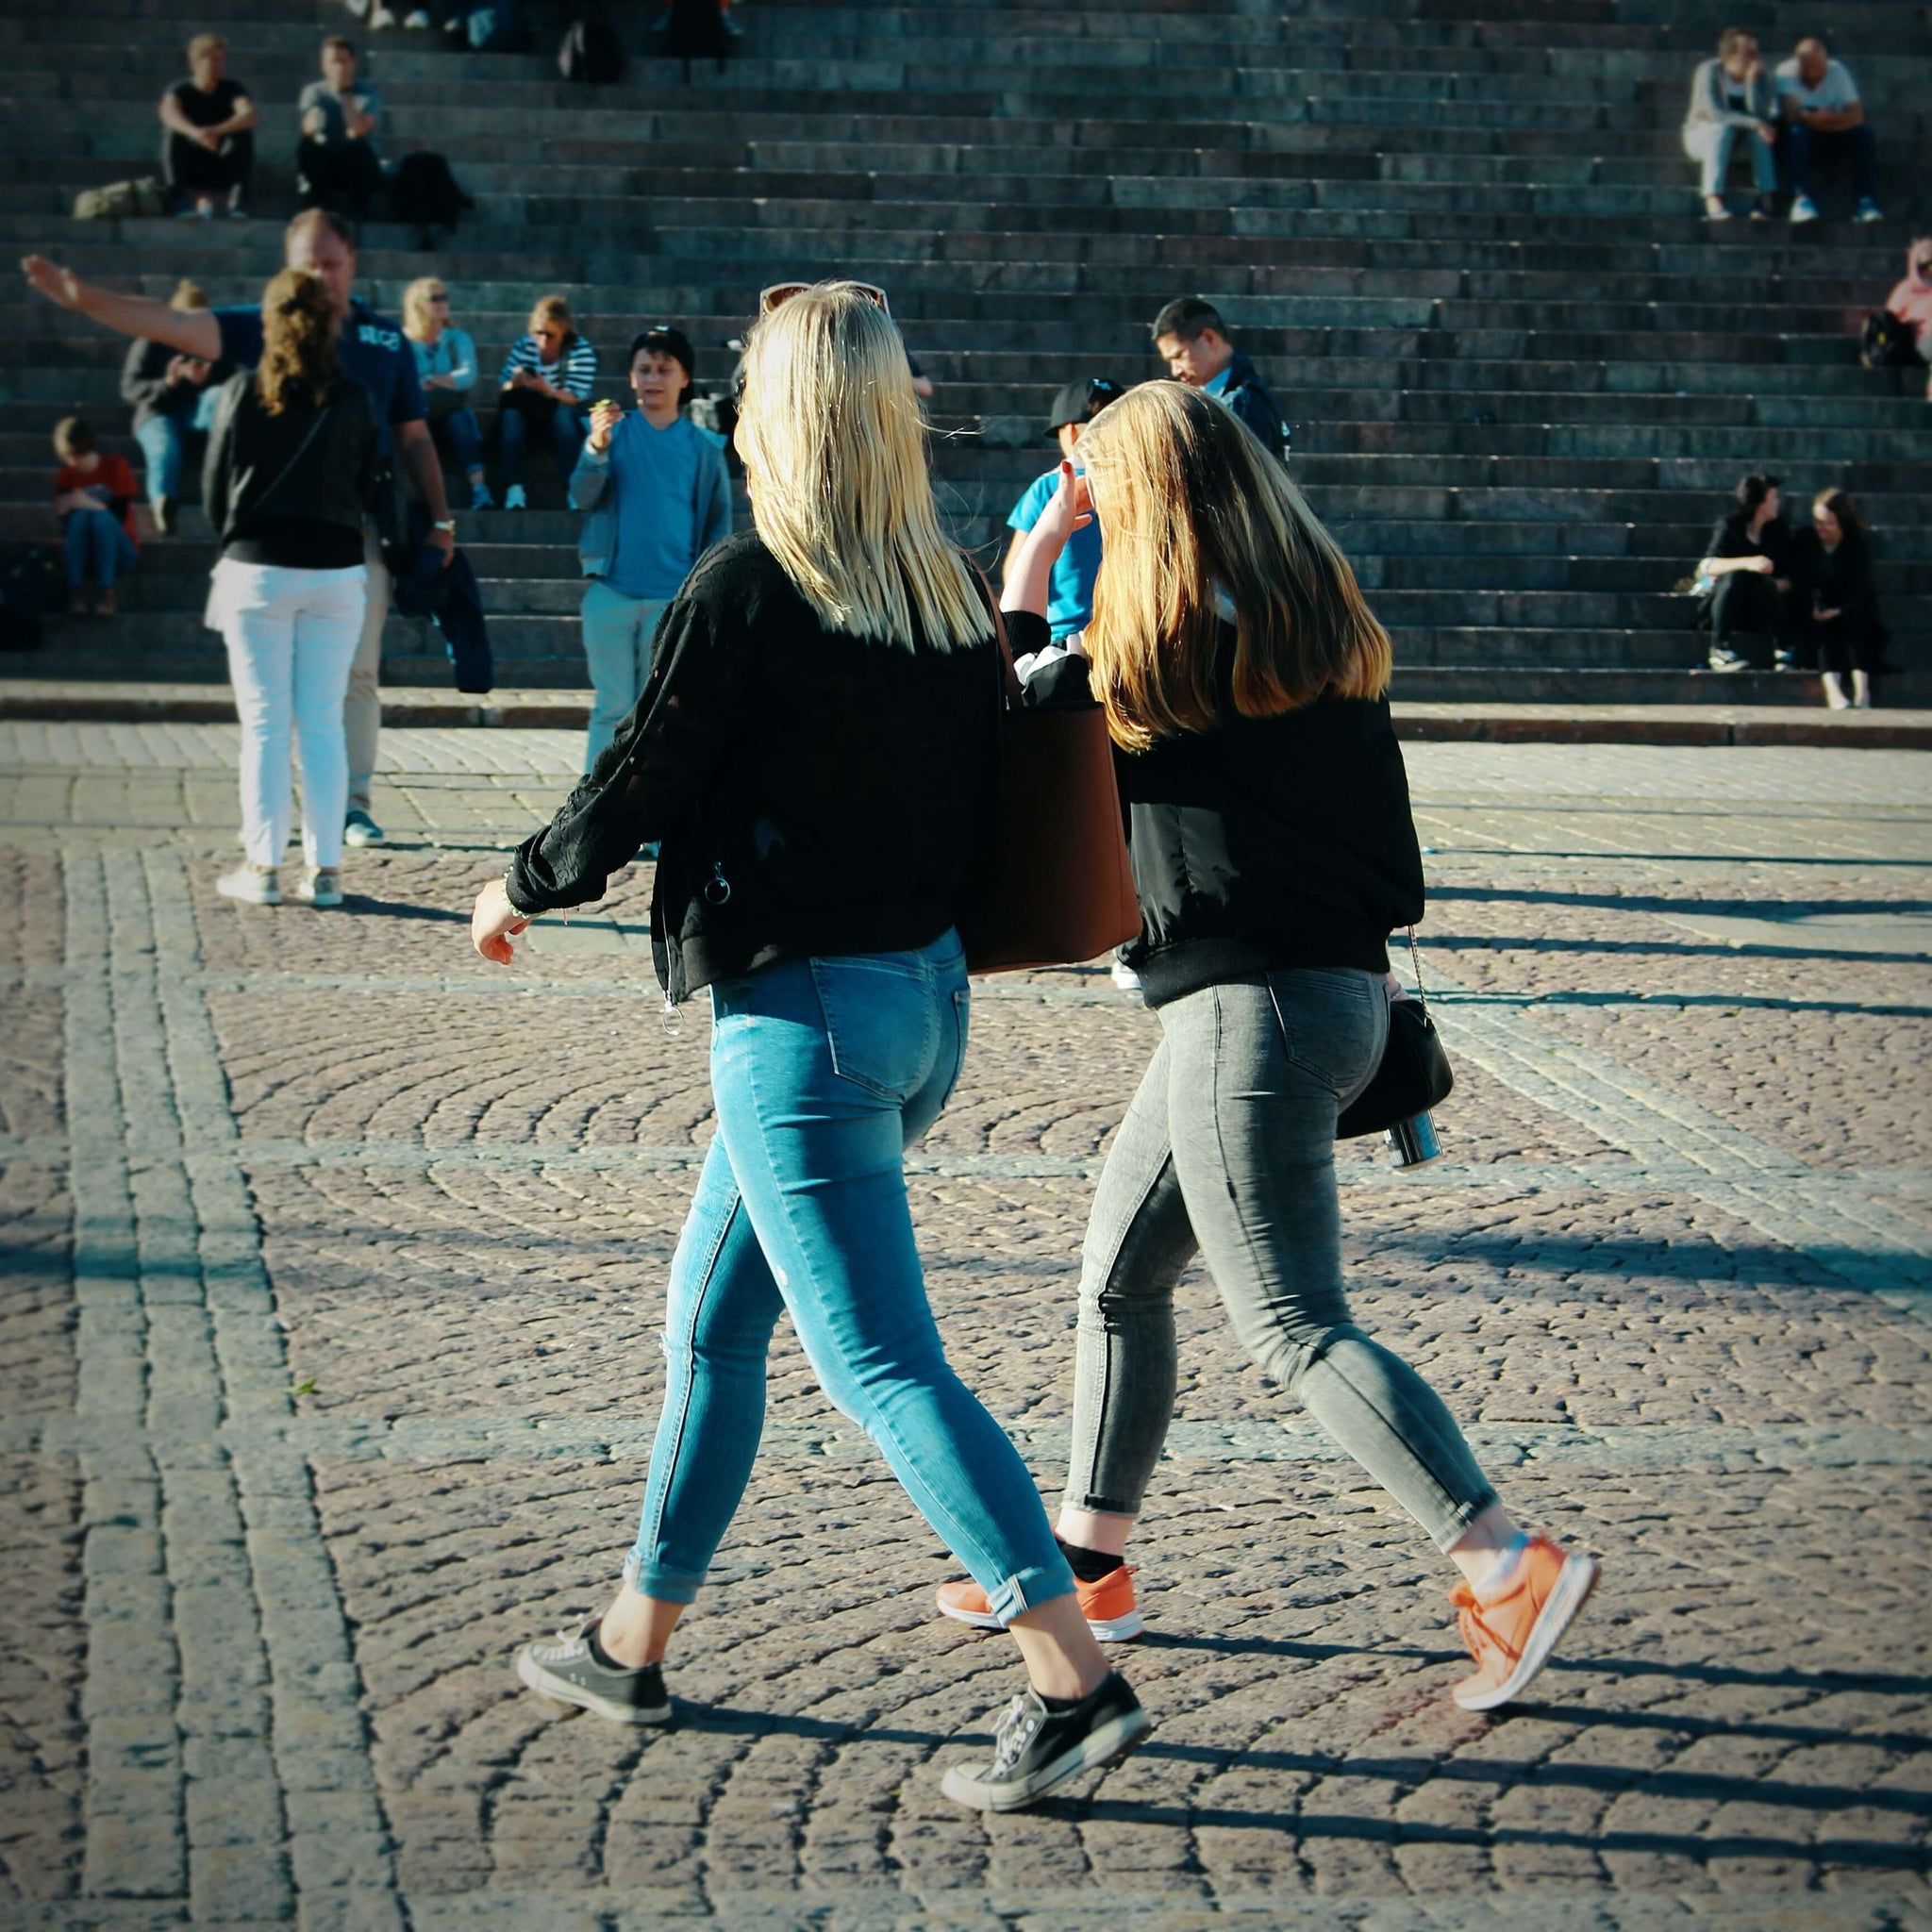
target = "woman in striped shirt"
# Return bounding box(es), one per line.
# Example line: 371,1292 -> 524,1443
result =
496,293 -> 597,509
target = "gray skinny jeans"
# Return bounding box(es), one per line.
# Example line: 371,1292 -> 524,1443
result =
1065,968 -> 1498,1553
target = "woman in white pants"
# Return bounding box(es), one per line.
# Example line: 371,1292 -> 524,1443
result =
202,267 -> 378,907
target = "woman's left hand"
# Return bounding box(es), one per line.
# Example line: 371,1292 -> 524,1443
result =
471,876 -> 529,965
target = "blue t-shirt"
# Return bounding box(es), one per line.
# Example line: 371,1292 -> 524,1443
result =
214,297 -> 424,456
605,412 -> 708,602
1008,468 -> 1102,642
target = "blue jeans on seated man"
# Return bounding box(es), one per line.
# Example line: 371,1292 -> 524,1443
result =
1783,120 -> 1880,203
580,579 -> 669,771
133,390 -> 222,508
497,390 -> 585,491
624,932 -> 1077,1625
63,508 -> 138,588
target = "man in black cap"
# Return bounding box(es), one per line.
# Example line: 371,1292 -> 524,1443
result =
1001,375 -> 1123,645
571,325 -> 734,770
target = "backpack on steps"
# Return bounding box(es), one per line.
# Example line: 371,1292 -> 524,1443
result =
1859,309 -> 1919,372
1,545 -> 68,648
391,152 -> 473,233
73,177 -> 167,221
558,19 -> 625,83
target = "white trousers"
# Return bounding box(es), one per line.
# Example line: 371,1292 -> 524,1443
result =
214,558 -> 368,869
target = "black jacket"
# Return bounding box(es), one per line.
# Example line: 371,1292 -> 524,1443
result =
507,532 -> 1002,1005
120,336 -> 235,432
1789,527 -> 1881,634
1219,351 -> 1291,466
1014,609 -> 1422,1007
202,371 -> 379,550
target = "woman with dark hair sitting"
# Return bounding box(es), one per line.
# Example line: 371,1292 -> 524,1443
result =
1699,473 -> 1793,673
203,267 -> 379,908
1790,490 -> 1885,709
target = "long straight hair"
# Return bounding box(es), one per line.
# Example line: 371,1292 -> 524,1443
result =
1075,382 -> 1392,751
734,282 -> 988,650
257,268 -> 340,417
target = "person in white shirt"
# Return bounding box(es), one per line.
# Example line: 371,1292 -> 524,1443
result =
1775,37 -> 1884,223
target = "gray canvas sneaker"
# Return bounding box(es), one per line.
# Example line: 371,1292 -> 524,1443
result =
941,1671 -> 1148,1812
514,1620 -> 672,1724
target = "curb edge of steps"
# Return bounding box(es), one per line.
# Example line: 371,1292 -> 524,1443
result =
2,684 -> 1928,750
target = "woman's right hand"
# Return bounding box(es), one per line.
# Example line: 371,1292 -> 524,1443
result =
1029,460 -> 1093,558
471,877 -> 529,965
1746,554 -> 1774,575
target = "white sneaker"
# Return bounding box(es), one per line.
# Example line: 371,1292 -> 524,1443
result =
403,7 -> 433,23
217,863 -> 281,906
504,484 -> 527,511
1790,194 -> 1820,224
294,866 -> 344,908
1857,199 -> 1886,224
343,808 -> 385,847
345,0 -> 371,14
369,4 -> 397,25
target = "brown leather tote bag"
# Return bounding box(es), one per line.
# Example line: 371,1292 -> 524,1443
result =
961,597 -> 1141,975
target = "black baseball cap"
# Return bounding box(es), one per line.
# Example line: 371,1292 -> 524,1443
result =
628,325 -> 695,382
1047,375 -> 1124,432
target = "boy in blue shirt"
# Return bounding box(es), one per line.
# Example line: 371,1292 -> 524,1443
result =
1003,377 -> 1122,642
572,325 -> 733,771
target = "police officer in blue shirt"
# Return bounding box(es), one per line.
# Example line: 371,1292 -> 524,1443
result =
23,210 -> 456,847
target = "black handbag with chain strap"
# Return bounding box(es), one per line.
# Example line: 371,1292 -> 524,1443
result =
1336,928 -> 1454,1140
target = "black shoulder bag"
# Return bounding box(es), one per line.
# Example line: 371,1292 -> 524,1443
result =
1336,928 -> 1455,1139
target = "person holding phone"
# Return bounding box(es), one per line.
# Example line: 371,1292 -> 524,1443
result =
494,294 -> 596,509
571,325 -> 732,771
931,383 -> 1599,1716
470,281 -> 1149,1815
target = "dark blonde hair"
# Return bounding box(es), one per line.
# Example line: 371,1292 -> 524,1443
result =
53,416 -> 96,459
527,293 -> 575,345
256,269 -> 340,416
1813,489 -> 1868,544
1076,382 -> 1391,751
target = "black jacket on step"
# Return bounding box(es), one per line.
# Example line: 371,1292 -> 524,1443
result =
1012,608 -> 1422,1008
507,532 -> 1002,1005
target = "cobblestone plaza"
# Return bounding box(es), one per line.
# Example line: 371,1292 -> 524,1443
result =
2,724 -> 1929,1930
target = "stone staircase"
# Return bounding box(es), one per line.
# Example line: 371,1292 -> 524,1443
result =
4,0 -> 1928,703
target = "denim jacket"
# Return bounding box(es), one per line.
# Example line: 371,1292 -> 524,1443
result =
570,415 -> 732,583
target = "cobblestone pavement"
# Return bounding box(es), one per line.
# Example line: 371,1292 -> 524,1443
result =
2,723 -> 1929,1932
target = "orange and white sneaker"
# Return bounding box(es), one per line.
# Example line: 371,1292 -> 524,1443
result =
936,1564 -> 1144,1642
1448,1536 -> 1599,1711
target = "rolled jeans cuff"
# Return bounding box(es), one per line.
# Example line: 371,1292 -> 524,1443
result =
623,1547 -> 704,1607
980,1558 -> 1077,1627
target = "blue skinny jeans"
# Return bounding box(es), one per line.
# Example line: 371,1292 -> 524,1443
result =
63,509 -> 137,589
625,932 -> 1075,1624
497,391 -> 585,491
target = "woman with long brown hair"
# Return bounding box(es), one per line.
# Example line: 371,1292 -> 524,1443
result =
1790,489 -> 1886,708
203,265 -> 377,907
936,382 -> 1599,1711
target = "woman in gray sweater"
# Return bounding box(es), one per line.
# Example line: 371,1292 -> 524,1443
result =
1682,27 -> 1779,219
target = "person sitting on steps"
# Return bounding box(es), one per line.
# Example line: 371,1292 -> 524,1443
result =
121,279 -> 231,535
159,32 -> 258,221
51,417 -> 140,618
404,277 -> 491,510
1790,490 -> 1886,710
1681,26 -> 1778,221
495,294 -> 597,510
1698,473 -> 1794,674
297,37 -> 386,221
1776,35 -> 1884,224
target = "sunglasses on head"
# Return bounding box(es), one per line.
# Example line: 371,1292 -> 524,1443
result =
427,290 -> 449,301
758,280 -> 891,319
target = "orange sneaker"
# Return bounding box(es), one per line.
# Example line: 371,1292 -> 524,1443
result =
935,1564 -> 1143,1642
1448,1536 -> 1599,1711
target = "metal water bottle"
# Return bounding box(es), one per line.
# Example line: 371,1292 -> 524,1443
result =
1386,1110 -> 1441,1169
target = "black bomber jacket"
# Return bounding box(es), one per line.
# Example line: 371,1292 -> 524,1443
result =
1011,608 -> 1424,1007
507,532 -> 1002,1007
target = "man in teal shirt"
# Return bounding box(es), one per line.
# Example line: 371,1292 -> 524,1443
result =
572,325 -> 733,771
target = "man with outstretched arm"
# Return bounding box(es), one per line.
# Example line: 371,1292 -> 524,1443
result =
22,208 -> 454,848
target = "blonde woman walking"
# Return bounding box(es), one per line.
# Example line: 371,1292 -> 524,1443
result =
469,283 -> 1149,1811
204,268 -> 377,908
936,384 -> 1600,1712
